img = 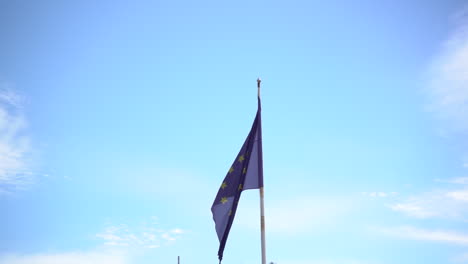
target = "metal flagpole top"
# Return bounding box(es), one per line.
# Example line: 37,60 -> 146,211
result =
257,78 -> 261,97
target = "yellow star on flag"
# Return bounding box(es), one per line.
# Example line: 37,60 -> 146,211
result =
229,167 -> 234,173
238,155 -> 245,162
238,184 -> 243,191
221,182 -> 227,189
221,197 -> 228,204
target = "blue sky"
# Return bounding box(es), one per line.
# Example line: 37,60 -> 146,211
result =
1,1 -> 468,263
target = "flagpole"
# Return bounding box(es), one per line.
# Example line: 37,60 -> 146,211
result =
257,78 -> 266,264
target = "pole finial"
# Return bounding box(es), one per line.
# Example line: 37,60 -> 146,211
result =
257,78 -> 261,97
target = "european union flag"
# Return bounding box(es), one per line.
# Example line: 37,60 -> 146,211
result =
211,96 -> 263,262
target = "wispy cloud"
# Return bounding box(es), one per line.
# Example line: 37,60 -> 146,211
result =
237,195 -> 356,235
436,177 -> 468,184
389,188 -> 468,220
0,250 -> 128,264
426,8 -> 468,132
390,175 -> 468,219
389,201 -> 437,218
96,217 -> 185,249
0,217 -> 182,264
0,84 -> 34,194
453,252 -> 468,263
414,6 -> 468,222
361,191 -> 398,198
377,226 -> 468,246
272,259 -> 378,264
447,189 -> 468,202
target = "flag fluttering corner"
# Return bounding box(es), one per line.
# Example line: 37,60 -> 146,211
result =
211,87 -> 264,263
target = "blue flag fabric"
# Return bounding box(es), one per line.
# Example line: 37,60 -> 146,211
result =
211,97 -> 263,262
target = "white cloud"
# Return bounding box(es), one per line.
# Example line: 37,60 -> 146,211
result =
273,259 -> 377,264
0,84 -> 33,194
463,156 -> 468,168
389,189 -> 468,220
426,8 -> 468,131
361,191 -> 397,198
170,228 -> 184,234
236,195 -> 356,235
414,7 -> 468,223
390,174 -> 468,219
453,252 -> 468,263
378,226 -> 468,246
161,233 -> 175,241
1,217 -> 183,264
437,177 -> 468,184
389,202 -> 436,218
0,250 -> 128,264
96,220 -> 184,249
447,189 -> 468,202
